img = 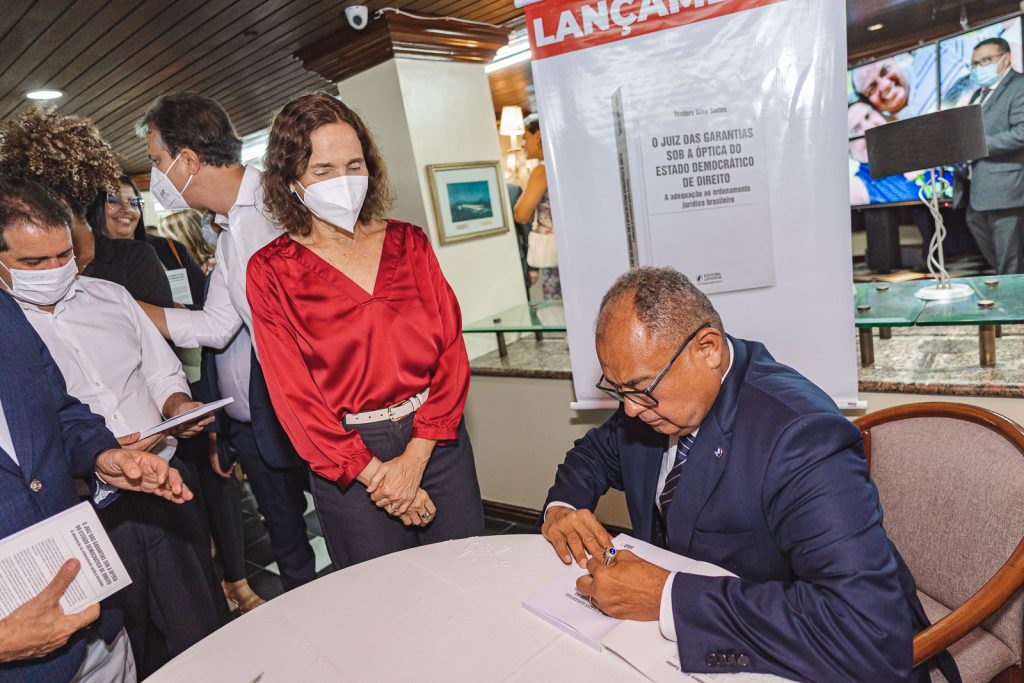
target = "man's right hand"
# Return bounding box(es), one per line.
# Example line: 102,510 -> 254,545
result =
0,559 -> 100,662
117,432 -> 165,453
541,506 -> 613,567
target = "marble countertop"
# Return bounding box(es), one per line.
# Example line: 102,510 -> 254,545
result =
471,329 -> 1024,399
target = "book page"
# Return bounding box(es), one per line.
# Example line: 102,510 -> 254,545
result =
0,502 -> 131,618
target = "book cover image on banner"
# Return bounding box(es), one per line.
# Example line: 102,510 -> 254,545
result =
615,89 -> 775,293
522,0 -> 858,408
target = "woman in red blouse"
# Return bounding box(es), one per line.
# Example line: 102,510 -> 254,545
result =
246,93 -> 484,567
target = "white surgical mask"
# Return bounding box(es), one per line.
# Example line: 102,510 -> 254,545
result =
1,257 -> 78,306
294,176 -> 369,232
972,63 -> 1002,88
150,154 -> 194,210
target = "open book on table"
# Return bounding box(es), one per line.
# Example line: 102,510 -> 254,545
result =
523,533 -> 790,683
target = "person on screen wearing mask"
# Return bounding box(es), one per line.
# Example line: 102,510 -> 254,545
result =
960,37 -> 1024,274
0,177 -> 226,677
246,92 -> 484,568
0,109 -> 173,309
133,93 -> 318,591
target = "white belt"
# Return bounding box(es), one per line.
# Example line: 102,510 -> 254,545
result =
343,389 -> 429,427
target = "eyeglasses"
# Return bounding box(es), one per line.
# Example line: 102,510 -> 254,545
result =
105,194 -> 144,210
971,54 -> 1006,68
596,322 -> 712,408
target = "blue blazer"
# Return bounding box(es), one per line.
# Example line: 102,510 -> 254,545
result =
0,292 -> 123,682
545,336 -> 916,682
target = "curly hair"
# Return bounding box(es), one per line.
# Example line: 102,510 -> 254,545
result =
136,93 -> 242,166
0,108 -> 121,216
262,92 -> 394,236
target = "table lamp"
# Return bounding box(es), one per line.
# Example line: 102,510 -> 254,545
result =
865,105 -> 988,301
500,105 -> 526,151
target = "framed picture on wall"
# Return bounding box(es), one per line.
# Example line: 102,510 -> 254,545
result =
426,161 -> 511,245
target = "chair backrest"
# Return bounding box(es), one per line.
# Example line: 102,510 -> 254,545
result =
855,403 -> 1024,662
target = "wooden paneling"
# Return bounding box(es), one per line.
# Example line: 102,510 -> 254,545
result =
848,0 -> 1023,62
0,0 -> 525,174
297,12 -> 510,84
7,0 -> 1018,174
489,61 -> 535,119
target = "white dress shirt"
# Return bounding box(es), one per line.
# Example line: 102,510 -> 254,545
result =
215,326 -> 253,423
0,398 -> 18,465
20,277 -> 189,462
164,165 -> 283,351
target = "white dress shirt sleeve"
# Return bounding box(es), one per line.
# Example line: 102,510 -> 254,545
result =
543,501 -> 577,521
659,571 -> 679,641
165,242 -> 245,350
126,289 -> 191,413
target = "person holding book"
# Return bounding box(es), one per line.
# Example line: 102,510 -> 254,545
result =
0,181 -> 191,681
541,267 -> 951,682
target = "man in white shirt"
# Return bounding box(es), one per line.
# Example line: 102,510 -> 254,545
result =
135,93 -> 316,589
0,179 -> 225,676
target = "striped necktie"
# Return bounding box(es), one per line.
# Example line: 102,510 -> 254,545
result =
659,433 -> 696,515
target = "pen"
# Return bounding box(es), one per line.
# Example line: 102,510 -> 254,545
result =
602,547 -> 617,566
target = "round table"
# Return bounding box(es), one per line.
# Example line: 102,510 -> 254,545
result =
150,535 -> 645,682
147,535 -> 765,682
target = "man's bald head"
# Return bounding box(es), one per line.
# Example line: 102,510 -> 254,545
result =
595,267 -> 723,344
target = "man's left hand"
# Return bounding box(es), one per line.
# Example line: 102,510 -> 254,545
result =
95,449 -> 193,504
575,550 -> 669,621
162,395 -> 214,439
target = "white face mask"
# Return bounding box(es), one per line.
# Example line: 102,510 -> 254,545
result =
294,175 -> 369,232
1,257 -> 78,306
150,154 -> 194,210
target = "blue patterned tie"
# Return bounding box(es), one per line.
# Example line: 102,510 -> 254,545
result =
659,433 -> 696,515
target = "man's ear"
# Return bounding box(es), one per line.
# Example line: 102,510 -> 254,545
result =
179,148 -> 202,175
698,328 -> 724,370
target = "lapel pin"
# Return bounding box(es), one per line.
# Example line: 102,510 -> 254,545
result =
714,447 -> 723,458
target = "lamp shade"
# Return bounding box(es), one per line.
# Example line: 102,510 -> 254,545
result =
499,106 -> 525,137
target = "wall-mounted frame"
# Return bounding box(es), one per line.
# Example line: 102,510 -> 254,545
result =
427,161 -> 511,245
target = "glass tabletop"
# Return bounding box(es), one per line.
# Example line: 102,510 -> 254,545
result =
915,274 -> 1024,326
463,301 -> 567,333
853,280 -> 928,327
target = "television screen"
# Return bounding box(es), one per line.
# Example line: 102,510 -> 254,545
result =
848,46 -> 942,206
940,17 -> 1023,109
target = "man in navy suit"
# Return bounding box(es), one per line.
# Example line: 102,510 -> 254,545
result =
0,289 -> 191,682
542,267 -> 925,682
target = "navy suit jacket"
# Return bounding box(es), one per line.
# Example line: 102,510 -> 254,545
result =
545,336 -> 915,682
0,292 -> 123,682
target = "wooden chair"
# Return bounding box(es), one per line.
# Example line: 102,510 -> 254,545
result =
855,403 -> 1024,683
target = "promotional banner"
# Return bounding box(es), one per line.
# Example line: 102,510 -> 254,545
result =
519,0 -> 859,408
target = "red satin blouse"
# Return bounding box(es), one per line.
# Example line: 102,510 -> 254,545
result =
246,221 -> 470,486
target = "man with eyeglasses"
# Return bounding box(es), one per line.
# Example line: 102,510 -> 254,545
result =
540,268 -> 945,682
960,37 -> 1024,274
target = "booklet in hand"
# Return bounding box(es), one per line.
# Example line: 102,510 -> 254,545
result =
138,397 -> 234,440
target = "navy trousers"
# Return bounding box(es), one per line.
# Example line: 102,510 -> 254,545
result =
310,417 -> 484,569
240,350 -> 317,589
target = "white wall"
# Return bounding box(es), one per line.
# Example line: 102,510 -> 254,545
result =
465,376 -> 1024,531
337,59 -> 528,360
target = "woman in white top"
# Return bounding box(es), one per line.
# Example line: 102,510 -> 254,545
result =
513,114 -> 561,300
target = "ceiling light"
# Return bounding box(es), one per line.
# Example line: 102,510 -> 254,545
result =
868,23 -> 884,31
26,89 -> 64,100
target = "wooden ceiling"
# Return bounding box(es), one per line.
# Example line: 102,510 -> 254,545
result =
0,0 -> 521,174
3,0 -> 1021,174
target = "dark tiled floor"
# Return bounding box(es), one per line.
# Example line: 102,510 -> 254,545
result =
240,483 -> 537,602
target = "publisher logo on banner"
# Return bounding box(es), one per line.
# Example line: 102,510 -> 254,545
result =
696,271 -> 723,286
525,0 -> 787,60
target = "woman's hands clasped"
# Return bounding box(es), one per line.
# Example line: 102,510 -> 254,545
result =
363,438 -> 438,527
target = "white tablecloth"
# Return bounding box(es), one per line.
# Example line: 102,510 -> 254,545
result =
148,534 -> 766,682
